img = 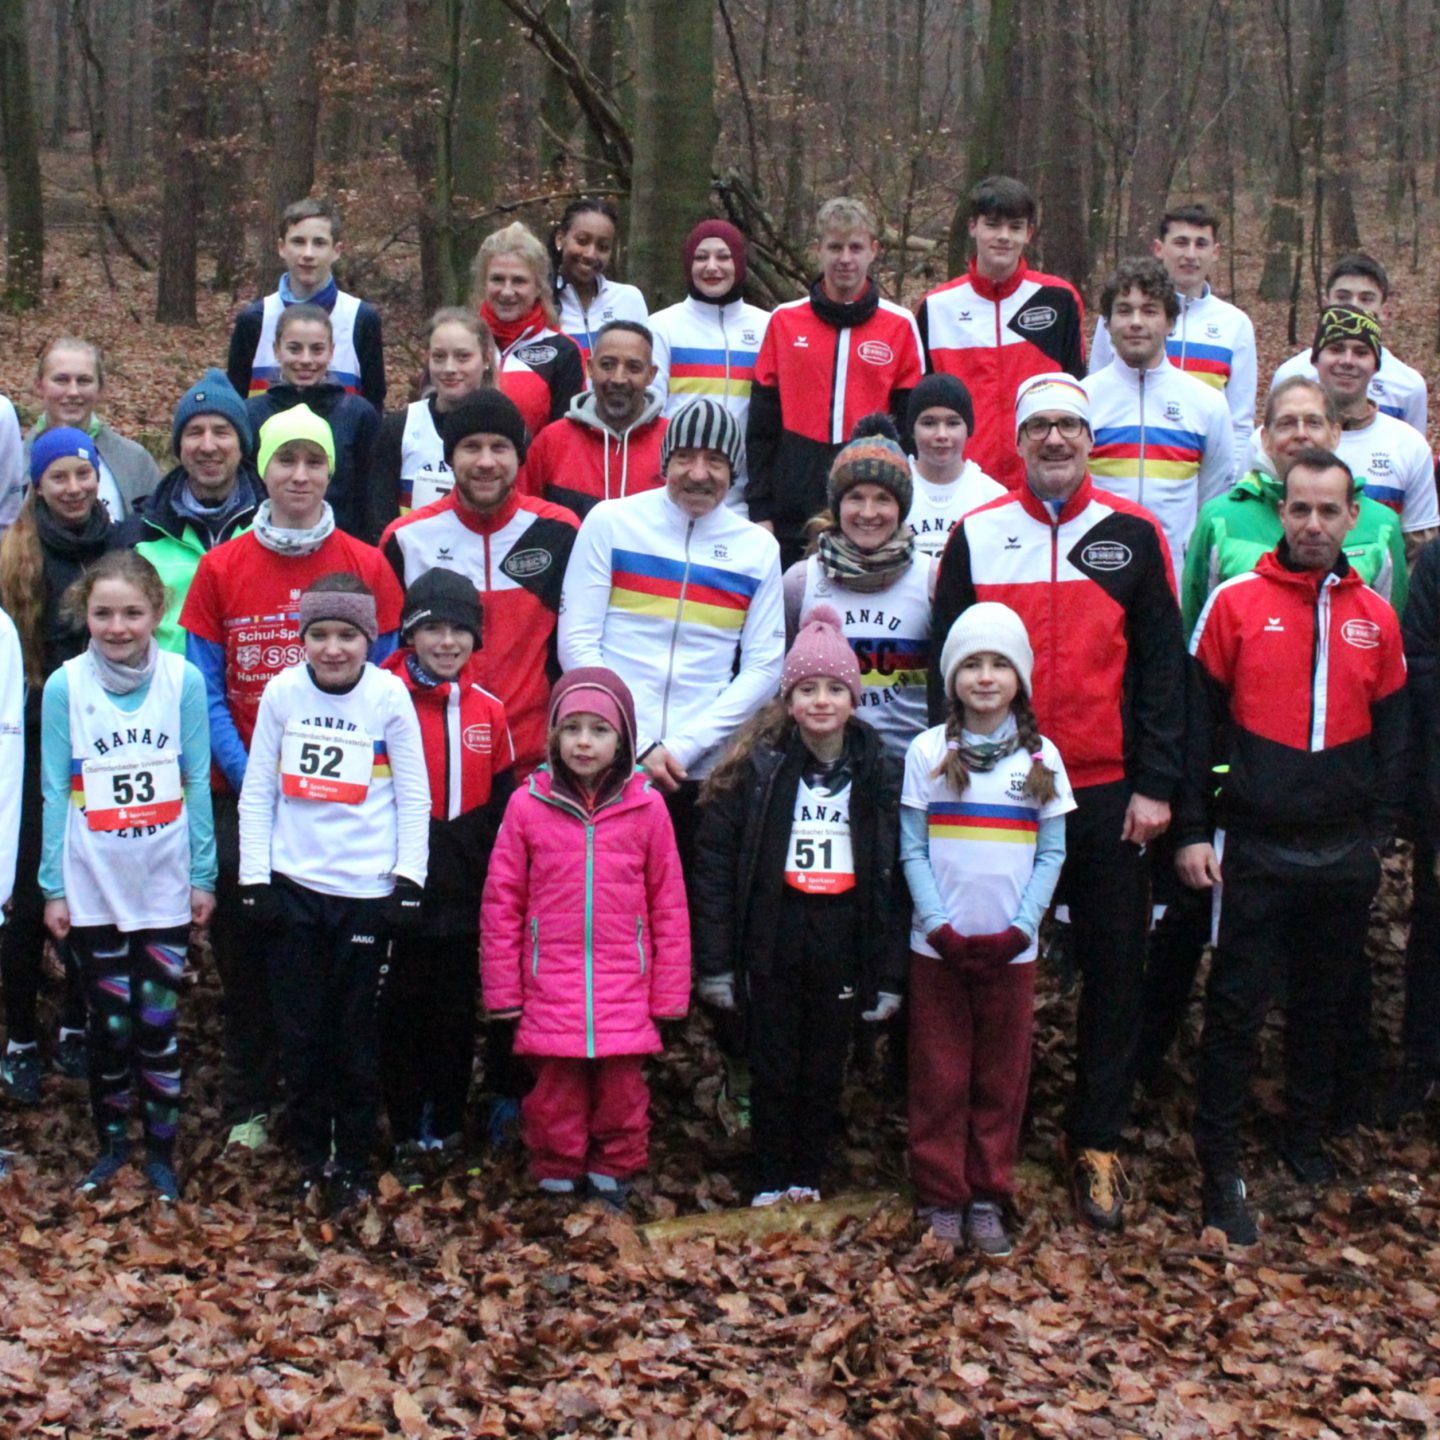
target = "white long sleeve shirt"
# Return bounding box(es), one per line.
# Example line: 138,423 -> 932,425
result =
558,486 -> 784,776
239,662 -> 429,897
1270,343 -> 1428,436
0,609 -> 22,919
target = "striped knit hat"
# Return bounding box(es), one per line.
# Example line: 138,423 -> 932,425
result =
659,397 -> 743,476
827,413 -> 912,514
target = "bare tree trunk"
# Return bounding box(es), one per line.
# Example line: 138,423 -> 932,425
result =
629,0 -> 715,308
49,0 -> 68,145
155,0 -> 214,322
324,0 -> 360,177
1324,16 -> 1360,254
780,0 -> 808,247
267,0 -> 328,230
0,0 -> 46,309
538,0 -> 571,179
1037,0 -> 1089,287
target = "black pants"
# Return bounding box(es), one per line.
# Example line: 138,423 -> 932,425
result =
1136,867 -> 1212,1081
211,793 -> 278,1122
267,877 -> 387,1173
1194,830 -> 1379,1172
0,709 -> 86,1046
1056,781 -> 1151,1151
1404,839 -> 1440,1073
379,931 -> 481,1141
748,893 -> 858,1191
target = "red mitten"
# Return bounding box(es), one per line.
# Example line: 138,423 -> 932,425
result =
965,927 -> 1030,966
927,924 -> 970,965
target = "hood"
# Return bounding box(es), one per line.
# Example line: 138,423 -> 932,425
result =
255,379 -> 347,416
545,666 -> 639,809
563,385 -> 666,441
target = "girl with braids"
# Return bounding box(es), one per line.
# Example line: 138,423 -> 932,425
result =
549,199 -> 648,367
691,606 -> 904,1208
901,603 -> 1074,1257
0,429 -> 123,1106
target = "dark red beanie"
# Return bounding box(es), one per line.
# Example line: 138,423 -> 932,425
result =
683,219 -> 748,299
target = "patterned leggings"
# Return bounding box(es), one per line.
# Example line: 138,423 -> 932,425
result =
72,925 -> 187,1158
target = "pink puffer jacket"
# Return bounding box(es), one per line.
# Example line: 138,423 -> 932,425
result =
480,766 -> 691,1058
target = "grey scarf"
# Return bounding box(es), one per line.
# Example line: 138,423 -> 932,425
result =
251,500 -> 336,557
87,637 -> 159,696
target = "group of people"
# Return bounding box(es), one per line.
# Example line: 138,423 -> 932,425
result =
0,175 -> 1432,1254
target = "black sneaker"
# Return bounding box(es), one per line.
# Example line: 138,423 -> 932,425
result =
329,1169 -> 375,1214
1381,1067 -> 1440,1126
585,1173 -> 632,1214
0,1048 -> 43,1107
1201,1172 -> 1258,1245
53,1031 -> 88,1080
1278,1139 -> 1337,1186
143,1157 -> 180,1202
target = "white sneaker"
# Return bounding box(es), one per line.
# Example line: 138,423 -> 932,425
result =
784,1186 -> 821,1204
751,1189 -> 786,1207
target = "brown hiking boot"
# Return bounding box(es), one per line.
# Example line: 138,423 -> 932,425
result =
1063,1141 -> 1129,1232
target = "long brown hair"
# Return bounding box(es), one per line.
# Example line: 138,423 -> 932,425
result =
0,494 -> 47,685
59,550 -> 168,632
931,686 -> 1058,803
700,698 -> 796,803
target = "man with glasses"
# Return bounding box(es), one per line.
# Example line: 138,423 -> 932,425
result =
930,373 -> 1185,1234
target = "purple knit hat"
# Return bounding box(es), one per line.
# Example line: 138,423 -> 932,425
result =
782,604 -> 861,704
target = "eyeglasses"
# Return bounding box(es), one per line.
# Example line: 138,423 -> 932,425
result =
1020,414 -> 1087,441
1269,414 -> 1330,435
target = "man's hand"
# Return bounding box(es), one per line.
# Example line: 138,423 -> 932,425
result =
1176,842 -> 1222,889
642,744 -> 688,794
1121,792 -> 1171,847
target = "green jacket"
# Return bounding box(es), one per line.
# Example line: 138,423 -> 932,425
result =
1181,467 -> 1407,635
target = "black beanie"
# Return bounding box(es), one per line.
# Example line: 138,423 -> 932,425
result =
401,565 -> 484,646
440,389 -> 529,466
905,373 -> 976,451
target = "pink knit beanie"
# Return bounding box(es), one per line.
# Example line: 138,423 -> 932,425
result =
782,604 -> 861,704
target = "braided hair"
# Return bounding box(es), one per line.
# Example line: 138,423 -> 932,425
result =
930,686 -> 1058,804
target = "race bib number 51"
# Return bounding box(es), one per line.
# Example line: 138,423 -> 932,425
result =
82,753 -> 183,831
280,725 -> 373,804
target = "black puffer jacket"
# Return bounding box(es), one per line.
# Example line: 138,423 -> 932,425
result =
690,718 -> 907,1004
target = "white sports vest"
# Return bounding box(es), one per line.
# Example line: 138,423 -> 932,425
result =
250,291 -> 362,396
63,650 -> 191,931
399,400 -> 452,512
784,778 -> 855,894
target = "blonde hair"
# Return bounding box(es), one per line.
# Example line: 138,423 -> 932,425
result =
816,196 -> 878,242
422,306 -> 499,391
0,494 -> 46,684
930,688 -> 1058,804
469,223 -> 559,327
36,334 -> 105,388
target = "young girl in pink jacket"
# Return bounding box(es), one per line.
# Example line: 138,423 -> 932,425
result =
480,666 -> 690,1211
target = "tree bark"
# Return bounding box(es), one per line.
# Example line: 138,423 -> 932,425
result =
324,0 -> 360,177
628,0 -> 716,308
266,0 -> 329,236
0,0 -> 47,309
1037,0 -> 1089,287
155,0 -> 214,322
538,0 -> 571,179
50,0 -> 69,145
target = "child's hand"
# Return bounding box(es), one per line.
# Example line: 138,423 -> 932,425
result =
191,889 -> 217,929
384,878 -> 426,933
486,1008 -> 522,1021
965,928 -> 1029,966
696,973 -> 737,1011
926,924 -> 969,965
43,898 -> 70,943
861,992 -> 902,1023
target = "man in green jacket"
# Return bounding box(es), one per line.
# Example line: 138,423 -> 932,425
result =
1181,375 -> 1407,634
117,370 -> 261,653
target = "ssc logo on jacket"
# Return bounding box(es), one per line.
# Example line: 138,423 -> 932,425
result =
1165,401 -> 1183,422
515,343 -> 558,366
1206,323 -> 1222,338
501,547 -> 553,580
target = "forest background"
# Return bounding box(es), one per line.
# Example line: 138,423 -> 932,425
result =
0,2 -> 1439,1437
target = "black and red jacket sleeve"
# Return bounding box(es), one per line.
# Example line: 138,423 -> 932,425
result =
928,521 -> 978,723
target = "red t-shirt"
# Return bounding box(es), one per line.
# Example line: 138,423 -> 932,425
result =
180,529 -> 403,750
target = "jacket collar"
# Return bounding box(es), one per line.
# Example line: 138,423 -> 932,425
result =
1257,541 -> 1356,592
808,276 -> 880,329
1101,355 -> 1173,391
967,256 -> 1029,302
1015,473 -> 1095,526
141,462 -> 261,545
563,386 -> 666,441
449,485 -> 520,535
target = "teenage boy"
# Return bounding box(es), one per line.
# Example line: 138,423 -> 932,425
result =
1176,449 -> 1406,1244
747,197 -> 924,568
917,176 -> 1085,491
226,198 -> 387,412
1311,306 -> 1439,561
904,373 -> 1005,559
1090,204 -> 1257,471
1082,256 -> 1233,582
1270,254 -> 1427,435
520,321 -> 668,519
180,405 -> 402,1149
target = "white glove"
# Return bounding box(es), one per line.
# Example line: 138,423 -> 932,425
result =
861,992 -> 902,1023
697,973 -> 736,1011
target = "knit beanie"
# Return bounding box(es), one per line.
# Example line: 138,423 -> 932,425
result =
554,684 -> 624,734
683,219 -> 748,301
257,403 -> 336,479
440,389 -> 529,466
827,414 -> 913,514
1311,304 -> 1382,368
782,604 -> 861,704
401,565 -> 483,646
659,397 -> 744,476
29,426 -> 97,484
172,368 -> 253,458
298,580 -> 378,643
905,373 -> 976,446
940,602 -> 1034,700
1014,373 -> 1090,438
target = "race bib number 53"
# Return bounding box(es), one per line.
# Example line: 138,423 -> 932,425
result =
82,754 -> 183,831
280,725 -> 373,804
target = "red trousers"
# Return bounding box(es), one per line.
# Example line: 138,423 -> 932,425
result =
522,1053 -> 650,1181
907,950 -> 1036,1207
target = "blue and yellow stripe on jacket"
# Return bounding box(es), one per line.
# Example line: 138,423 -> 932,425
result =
851,635 -> 929,689
666,345 -> 759,401
1090,424 -> 1205,482
928,800 -> 1038,844
608,548 -> 759,631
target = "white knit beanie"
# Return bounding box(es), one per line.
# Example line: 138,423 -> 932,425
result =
940,602 -> 1035,699
1014,372 -> 1090,438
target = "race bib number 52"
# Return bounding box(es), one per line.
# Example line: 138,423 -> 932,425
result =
280,725 -> 373,804
82,753 -> 183,831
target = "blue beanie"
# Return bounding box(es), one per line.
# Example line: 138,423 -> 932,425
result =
172,368 -> 253,457
29,426 -> 97,484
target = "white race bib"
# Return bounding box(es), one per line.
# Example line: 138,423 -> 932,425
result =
82,753 -> 183,832
784,782 -> 855,895
280,724 -> 374,805
408,471 -> 453,510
